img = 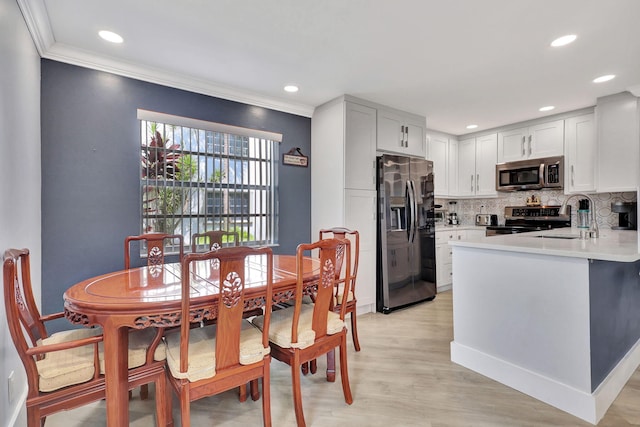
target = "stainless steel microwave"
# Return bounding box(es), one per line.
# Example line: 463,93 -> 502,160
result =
495,155 -> 564,191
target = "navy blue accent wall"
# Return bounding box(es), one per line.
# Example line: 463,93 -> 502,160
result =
589,259 -> 640,390
41,59 -> 311,321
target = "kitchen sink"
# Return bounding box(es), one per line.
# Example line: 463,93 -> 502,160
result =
534,234 -> 581,239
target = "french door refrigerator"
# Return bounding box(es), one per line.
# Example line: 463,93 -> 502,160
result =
377,154 -> 436,314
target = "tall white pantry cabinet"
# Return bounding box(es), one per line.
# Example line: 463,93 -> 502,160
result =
311,96 -> 378,314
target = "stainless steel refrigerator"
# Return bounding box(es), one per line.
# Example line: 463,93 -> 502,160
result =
377,154 -> 436,314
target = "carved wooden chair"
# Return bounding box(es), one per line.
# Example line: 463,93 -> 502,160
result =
192,230 -> 262,363
191,230 -> 240,253
164,245 -> 273,427
124,232 -> 183,400
252,238 -> 353,427
3,248 -> 170,427
319,227 -> 361,351
125,232 -> 185,269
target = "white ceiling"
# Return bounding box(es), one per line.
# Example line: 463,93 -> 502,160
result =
20,0 -> 640,135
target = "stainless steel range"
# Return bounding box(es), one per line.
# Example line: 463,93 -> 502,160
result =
485,205 -> 571,236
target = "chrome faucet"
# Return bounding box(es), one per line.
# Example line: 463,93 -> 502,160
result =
559,194 -> 599,239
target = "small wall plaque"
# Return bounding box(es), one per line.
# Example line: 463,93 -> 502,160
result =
283,147 -> 308,167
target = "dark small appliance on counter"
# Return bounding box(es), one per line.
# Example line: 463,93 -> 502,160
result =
611,201 -> 637,230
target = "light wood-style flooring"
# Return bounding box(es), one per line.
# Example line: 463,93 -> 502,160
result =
45,290 -> 640,426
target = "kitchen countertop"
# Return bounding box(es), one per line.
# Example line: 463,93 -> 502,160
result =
435,225 -> 487,232
448,227 -> 640,262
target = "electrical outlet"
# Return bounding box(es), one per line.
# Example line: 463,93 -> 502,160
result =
8,371 -> 15,403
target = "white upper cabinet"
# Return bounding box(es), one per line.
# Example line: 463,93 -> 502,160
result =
427,132 -> 449,196
457,134 -> 497,197
344,102 -> 377,190
377,108 -> 426,158
564,113 -> 596,194
448,138 -> 459,196
458,138 -> 476,197
596,92 -> 640,193
476,134 -> 498,196
497,119 -> 564,162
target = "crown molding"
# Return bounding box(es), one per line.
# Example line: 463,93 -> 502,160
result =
17,0 -> 314,118
17,0 -> 54,56
627,84 -> 640,98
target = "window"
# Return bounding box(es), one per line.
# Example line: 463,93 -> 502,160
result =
138,110 -> 280,249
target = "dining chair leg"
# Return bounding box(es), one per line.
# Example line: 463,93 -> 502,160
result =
180,390 -> 191,427
165,376 -> 174,427
326,349 -> 336,382
140,384 -> 149,400
339,336 -> 353,404
250,379 -> 260,401
291,354 -> 306,427
239,383 -> 248,402
309,359 -> 317,374
350,311 -> 361,352
27,407 -> 39,427
262,365 -> 272,427
154,374 -> 168,426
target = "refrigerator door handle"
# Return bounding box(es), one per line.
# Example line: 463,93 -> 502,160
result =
408,180 -> 417,243
405,180 -> 412,241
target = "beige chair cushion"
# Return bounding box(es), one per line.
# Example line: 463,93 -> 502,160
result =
98,328 -> 167,374
164,321 -> 269,383
252,304 -> 344,350
36,326 -> 166,392
36,328 -> 103,392
335,288 -> 355,305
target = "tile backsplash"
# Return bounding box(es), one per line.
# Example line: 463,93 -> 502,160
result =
436,191 -> 637,229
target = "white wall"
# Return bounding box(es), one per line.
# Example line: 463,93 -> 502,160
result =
0,0 -> 42,425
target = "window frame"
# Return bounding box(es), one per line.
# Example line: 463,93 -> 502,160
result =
138,110 -> 280,251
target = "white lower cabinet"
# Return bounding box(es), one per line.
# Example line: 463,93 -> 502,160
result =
344,189 -> 377,311
436,228 -> 485,291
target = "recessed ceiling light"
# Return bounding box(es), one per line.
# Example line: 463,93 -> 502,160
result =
593,74 -> 616,83
466,124 -> 478,129
284,85 -> 299,93
539,106 -> 555,112
550,34 -> 577,47
98,30 -> 123,44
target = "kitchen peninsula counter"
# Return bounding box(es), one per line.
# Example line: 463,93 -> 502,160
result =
449,229 -> 640,424
449,228 -> 639,262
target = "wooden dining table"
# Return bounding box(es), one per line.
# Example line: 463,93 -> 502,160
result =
63,254 -> 332,427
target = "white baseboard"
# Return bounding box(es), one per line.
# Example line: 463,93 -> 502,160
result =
437,284 -> 452,293
451,340 -> 640,425
7,386 -> 27,427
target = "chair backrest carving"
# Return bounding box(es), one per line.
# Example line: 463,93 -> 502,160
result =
125,233 -> 184,269
319,227 -> 359,301
178,245 -> 273,374
4,249 -> 48,349
292,238 -> 350,344
190,230 -> 240,253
